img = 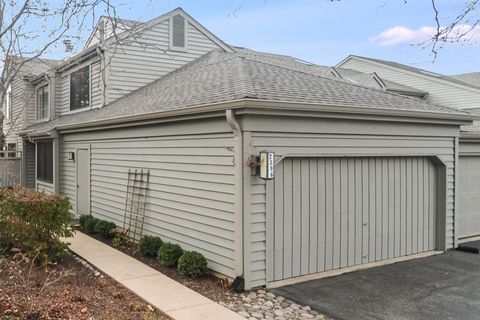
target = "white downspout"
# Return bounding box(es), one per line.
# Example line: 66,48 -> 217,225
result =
226,109 -> 244,277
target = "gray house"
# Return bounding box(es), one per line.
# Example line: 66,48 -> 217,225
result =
8,8 -> 478,289
337,55 -> 480,242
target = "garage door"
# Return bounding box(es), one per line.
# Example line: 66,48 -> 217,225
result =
266,156 -> 438,282
458,156 -> 480,238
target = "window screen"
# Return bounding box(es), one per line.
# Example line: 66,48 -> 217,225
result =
37,140 -> 53,183
172,14 -> 185,48
70,66 -> 90,111
36,85 -> 49,119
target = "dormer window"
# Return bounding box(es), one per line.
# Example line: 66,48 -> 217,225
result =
36,85 -> 49,120
170,14 -> 187,50
70,66 -> 90,111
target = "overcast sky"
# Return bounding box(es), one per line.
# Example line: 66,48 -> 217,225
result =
79,0 -> 480,75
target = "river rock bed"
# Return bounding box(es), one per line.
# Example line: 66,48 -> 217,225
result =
218,289 -> 330,320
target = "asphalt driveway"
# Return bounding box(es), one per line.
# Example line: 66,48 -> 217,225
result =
273,251 -> 480,320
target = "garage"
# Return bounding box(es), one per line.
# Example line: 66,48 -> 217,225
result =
266,156 -> 439,282
458,155 -> 480,239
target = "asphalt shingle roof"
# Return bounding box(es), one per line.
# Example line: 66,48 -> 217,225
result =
453,72 -> 480,88
350,55 -> 480,91
23,50 -> 472,134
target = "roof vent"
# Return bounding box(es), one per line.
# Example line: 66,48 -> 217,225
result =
294,58 -> 314,66
172,14 -> 186,48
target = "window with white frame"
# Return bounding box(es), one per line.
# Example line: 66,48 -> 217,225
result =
70,66 -> 90,111
36,84 -> 49,120
4,85 -> 11,121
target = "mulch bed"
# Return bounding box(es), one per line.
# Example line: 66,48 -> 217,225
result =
83,231 -> 240,303
0,252 -> 170,320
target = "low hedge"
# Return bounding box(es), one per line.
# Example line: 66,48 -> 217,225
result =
157,243 -> 183,267
178,251 -> 208,278
0,188 -> 73,262
83,216 -> 99,234
94,220 -> 116,238
139,235 -> 163,257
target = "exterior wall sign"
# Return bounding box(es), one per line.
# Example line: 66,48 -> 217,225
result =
259,151 -> 275,180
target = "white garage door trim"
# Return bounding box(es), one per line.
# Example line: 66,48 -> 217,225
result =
265,155 -> 446,286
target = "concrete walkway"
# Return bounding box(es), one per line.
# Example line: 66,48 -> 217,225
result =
68,232 -> 245,320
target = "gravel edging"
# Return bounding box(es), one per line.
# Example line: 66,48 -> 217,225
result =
218,289 -> 330,320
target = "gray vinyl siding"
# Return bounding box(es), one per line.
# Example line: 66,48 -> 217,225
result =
36,180 -> 54,194
105,19 -> 224,103
59,119 -> 236,277
55,59 -> 103,116
242,115 -> 457,289
4,77 -> 31,151
267,156 -> 437,282
25,142 -> 36,188
340,58 -> 480,110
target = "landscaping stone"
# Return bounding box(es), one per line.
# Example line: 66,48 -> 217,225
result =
215,285 -> 332,320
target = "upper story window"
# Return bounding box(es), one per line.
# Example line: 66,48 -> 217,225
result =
4,85 -> 11,121
70,66 -> 90,111
36,85 -> 49,120
171,14 -> 186,50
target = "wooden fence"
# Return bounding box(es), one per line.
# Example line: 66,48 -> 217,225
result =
0,151 -> 21,187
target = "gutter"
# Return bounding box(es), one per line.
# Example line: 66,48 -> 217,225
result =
225,109 -> 244,278
49,99 -> 478,133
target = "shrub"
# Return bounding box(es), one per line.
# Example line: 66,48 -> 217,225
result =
78,214 -> 91,228
0,188 -> 73,262
94,220 -> 116,238
139,235 -> 163,257
83,217 -> 99,234
177,251 -> 208,278
157,243 -> 183,267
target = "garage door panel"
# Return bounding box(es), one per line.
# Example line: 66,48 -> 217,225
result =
268,156 -> 437,282
458,157 -> 480,238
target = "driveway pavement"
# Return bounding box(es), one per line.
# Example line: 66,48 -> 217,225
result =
273,251 -> 480,320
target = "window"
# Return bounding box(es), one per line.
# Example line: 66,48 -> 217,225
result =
7,143 -> 16,158
70,66 -> 90,111
5,85 -> 11,120
171,14 -> 186,49
36,85 -> 49,120
37,140 -> 53,183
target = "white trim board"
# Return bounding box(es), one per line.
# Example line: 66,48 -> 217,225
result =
267,251 -> 443,289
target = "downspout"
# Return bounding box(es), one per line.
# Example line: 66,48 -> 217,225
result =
96,47 -> 106,107
51,129 -> 60,194
226,109 -> 244,278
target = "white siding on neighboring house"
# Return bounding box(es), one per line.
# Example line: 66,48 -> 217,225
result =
241,114 -> 457,289
59,118 -> 237,277
105,19 -> 224,103
339,58 -> 480,110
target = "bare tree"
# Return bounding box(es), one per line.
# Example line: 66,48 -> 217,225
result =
424,0 -> 479,58
0,0 -> 154,186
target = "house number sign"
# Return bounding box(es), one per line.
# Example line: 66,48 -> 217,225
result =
259,151 -> 275,180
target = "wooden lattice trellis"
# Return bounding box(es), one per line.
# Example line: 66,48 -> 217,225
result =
123,169 -> 150,241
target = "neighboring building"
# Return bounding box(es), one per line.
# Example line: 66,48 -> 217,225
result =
337,55 -> 480,242
453,72 -> 480,88
2,57 -> 60,154
5,8 -> 478,289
